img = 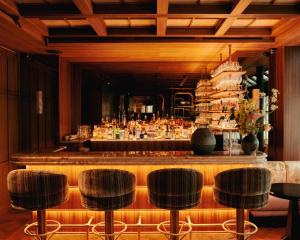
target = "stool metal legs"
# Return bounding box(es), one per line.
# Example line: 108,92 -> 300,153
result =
24,209 -> 61,240
222,208 -> 258,240
105,211 -> 114,240
170,210 -> 179,240
92,211 -> 127,240
37,209 -> 46,240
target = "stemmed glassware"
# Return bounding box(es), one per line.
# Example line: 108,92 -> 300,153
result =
210,61 -> 242,77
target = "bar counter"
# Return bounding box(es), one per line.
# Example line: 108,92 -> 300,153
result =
10,151 -> 267,232
11,150 -> 267,165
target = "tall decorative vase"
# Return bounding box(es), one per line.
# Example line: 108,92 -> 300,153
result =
191,128 -> 216,155
241,133 -> 259,155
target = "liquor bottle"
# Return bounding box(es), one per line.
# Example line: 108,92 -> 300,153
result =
115,124 -> 120,140
112,113 -> 116,127
144,129 -> 148,139
122,111 -> 127,128
151,113 -> 156,123
118,111 -> 121,125
137,113 -> 141,123
166,124 -> 170,139
156,111 -> 161,125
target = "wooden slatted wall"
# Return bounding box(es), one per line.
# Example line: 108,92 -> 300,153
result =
20,55 -> 59,152
0,47 -> 19,215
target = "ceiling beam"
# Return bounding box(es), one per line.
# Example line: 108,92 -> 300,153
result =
87,16 -> 107,36
157,0 -> 169,14
73,0 -> 107,36
48,36 -> 274,44
215,0 -> 252,36
73,0 -> 93,15
25,18 -> 48,36
49,26 -> 270,38
0,11 -> 44,52
156,0 -> 169,36
0,1 -> 47,49
0,0 -> 19,15
275,18 -> 300,46
214,17 -> 236,36
231,0 -> 252,15
272,16 -> 300,36
19,18 -> 48,39
157,17 -> 168,36
18,17 -> 47,42
17,3 -> 300,19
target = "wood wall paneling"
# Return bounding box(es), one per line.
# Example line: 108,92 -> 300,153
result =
20,55 -> 58,152
0,161 -> 9,215
284,47 -> 300,161
269,46 -> 300,161
7,52 -> 19,155
0,47 -> 19,215
0,48 -> 8,164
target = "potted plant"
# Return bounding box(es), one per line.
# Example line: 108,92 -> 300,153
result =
234,89 -> 279,155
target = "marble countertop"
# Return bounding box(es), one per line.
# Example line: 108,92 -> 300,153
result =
11,151 -> 267,165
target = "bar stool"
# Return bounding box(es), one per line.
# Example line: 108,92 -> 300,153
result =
147,168 -> 203,240
7,169 -> 69,240
213,167 -> 271,240
78,169 -> 136,240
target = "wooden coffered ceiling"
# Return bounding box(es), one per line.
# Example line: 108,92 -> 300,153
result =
0,0 -> 300,72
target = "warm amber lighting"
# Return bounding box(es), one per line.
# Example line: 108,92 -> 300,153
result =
28,163 -> 252,230
27,163 -> 254,186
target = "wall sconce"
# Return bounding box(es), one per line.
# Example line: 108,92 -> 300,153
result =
36,90 -> 43,115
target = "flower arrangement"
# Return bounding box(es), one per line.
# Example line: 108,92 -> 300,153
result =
234,89 -> 279,136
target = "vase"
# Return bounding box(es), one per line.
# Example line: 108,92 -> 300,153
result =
241,133 -> 259,155
191,128 -> 216,155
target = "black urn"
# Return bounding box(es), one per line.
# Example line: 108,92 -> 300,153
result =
191,128 -> 216,155
241,133 -> 259,155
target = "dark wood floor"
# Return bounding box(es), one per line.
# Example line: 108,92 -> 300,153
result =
0,210 -> 286,240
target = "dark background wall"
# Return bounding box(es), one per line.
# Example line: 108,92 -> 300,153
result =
79,69 -> 195,126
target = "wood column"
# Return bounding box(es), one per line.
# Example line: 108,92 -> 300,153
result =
268,47 -> 284,161
269,46 -> 300,161
59,58 -> 72,140
256,66 -> 265,152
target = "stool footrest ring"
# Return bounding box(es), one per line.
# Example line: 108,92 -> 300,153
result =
24,220 -> 61,240
92,220 -> 127,240
157,220 -> 192,240
222,219 -> 258,240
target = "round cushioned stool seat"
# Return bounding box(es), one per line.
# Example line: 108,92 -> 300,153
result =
147,168 -> 203,210
214,167 -> 271,209
78,169 -> 136,210
7,170 -> 69,210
